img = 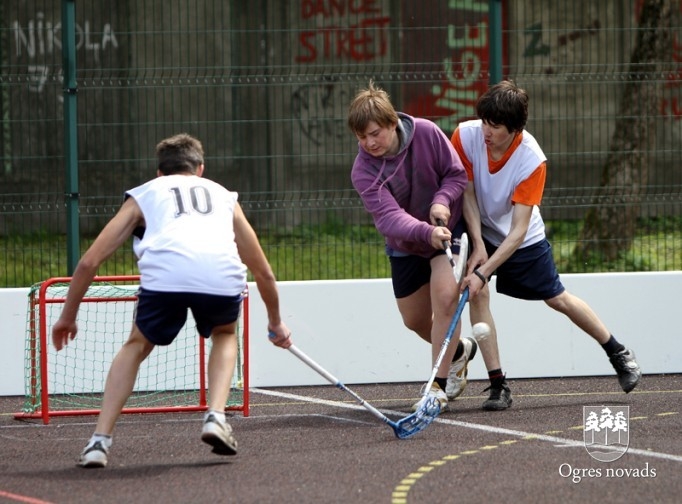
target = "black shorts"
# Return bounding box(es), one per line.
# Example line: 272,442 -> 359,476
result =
134,288 -> 244,346
389,219 -> 467,299
485,238 -> 565,300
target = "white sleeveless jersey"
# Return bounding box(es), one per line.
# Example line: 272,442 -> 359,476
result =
457,120 -> 547,248
125,174 -> 247,295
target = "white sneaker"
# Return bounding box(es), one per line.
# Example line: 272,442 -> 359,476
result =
78,440 -> 109,468
201,412 -> 238,456
411,382 -> 448,412
446,337 -> 478,400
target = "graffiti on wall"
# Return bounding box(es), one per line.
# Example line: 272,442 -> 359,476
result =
293,1 -> 390,147
296,0 -> 390,63
522,1 -> 682,120
292,81 -> 350,145
402,0 -> 491,134
663,32 -> 682,118
655,0 -> 682,119
11,12 -> 119,100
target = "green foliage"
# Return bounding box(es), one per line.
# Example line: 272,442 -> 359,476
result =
2,218 -> 680,288
547,217 -> 682,273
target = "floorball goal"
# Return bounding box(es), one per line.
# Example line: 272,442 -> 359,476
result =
14,275 -> 249,424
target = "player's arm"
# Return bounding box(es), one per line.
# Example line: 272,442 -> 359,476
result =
233,203 -> 291,348
476,203 -> 532,279
462,181 -> 486,272
465,162 -> 546,294
52,197 -> 144,350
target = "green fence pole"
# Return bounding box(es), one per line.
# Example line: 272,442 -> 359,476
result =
488,0 -> 503,84
62,0 -> 79,274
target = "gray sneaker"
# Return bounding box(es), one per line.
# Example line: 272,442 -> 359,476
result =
446,337 -> 478,400
482,381 -> 513,411
201,412 -> 238,455
609,348 -> 641,393
78,440 -> 109,468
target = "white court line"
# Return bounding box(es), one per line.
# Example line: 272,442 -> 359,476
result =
252,387 -> 682,463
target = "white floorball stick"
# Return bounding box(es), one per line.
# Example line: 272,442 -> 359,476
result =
436,219 -> 468,282
284,343 -> 441,439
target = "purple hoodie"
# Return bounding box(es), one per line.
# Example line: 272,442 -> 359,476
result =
351,113 -> 467,258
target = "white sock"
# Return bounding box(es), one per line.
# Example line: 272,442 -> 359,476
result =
90,433 -> 112,449
204,410 -> 225,424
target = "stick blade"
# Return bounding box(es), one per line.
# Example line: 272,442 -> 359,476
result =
392,397 -> 442,439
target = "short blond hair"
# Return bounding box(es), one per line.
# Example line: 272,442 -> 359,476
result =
347,80 -> 399,135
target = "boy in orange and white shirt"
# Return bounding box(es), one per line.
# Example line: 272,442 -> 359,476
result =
451,80 -> 641,410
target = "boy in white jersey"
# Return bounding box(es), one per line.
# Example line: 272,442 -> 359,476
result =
451,81 -> 641,410
52,133 -> 293,468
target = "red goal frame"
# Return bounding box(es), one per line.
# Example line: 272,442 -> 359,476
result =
14,275 -> 249,424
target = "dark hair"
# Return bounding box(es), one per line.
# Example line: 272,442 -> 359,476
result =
476,80 -> 528,133
156,133 -> 204,175
347,80 -> 400,135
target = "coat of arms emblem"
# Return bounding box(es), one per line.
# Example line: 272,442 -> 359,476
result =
583,406 -> 630,462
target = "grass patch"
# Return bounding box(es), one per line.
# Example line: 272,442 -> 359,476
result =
2,218 -> 680,288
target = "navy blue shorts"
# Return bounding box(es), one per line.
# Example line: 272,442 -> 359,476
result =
389,219 -> 466,299
134,288 -> 244,346
484,238 -> 565,300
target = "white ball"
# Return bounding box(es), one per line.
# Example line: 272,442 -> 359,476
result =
472,322 -> 491,341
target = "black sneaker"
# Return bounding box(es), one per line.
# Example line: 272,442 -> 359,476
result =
482,381 -> 513,411
609,348 -> 641,393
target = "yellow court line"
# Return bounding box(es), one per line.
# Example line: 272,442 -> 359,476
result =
391,438 -> 528,504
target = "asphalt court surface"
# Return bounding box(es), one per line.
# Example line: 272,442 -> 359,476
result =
1,374 -> 681,504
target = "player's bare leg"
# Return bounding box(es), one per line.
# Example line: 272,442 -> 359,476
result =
544,291 -> 610,343
396,283 -> 433,343
468,286 -> 512,410
97,324 -> 155,435
201,324 -> 239,455
207,324 -> 239,410
79,325 -> 154,467
468,285 -> 500,371
545,291 -> 641,392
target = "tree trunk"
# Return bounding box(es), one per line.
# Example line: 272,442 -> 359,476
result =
576,0 -> 673,262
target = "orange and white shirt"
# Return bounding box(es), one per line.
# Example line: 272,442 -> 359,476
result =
452,119 -> 547,248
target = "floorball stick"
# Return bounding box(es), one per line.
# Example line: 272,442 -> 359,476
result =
418,287 -> 470,406
415,222 -> 470,409
286,344 -> 440,439
436,219 -> 468,282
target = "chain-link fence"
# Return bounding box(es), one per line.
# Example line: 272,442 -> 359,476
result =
1,0 -> 680,287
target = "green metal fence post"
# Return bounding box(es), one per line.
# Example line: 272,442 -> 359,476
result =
62,0 -> 79,274
489,0 -> 503,84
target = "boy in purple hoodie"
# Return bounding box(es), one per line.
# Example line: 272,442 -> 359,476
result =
347,80 -> 477,411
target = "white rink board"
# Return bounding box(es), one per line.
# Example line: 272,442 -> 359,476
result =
2,272 -> 681,396
248,272 -> 682,386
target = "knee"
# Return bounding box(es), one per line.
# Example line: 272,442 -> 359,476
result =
402,314 -> 425,333
545,292 -> 570,312
469,285 -> 491,308
122,337 -> 154,362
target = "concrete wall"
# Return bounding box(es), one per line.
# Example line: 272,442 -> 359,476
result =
2,272 -> 680,398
